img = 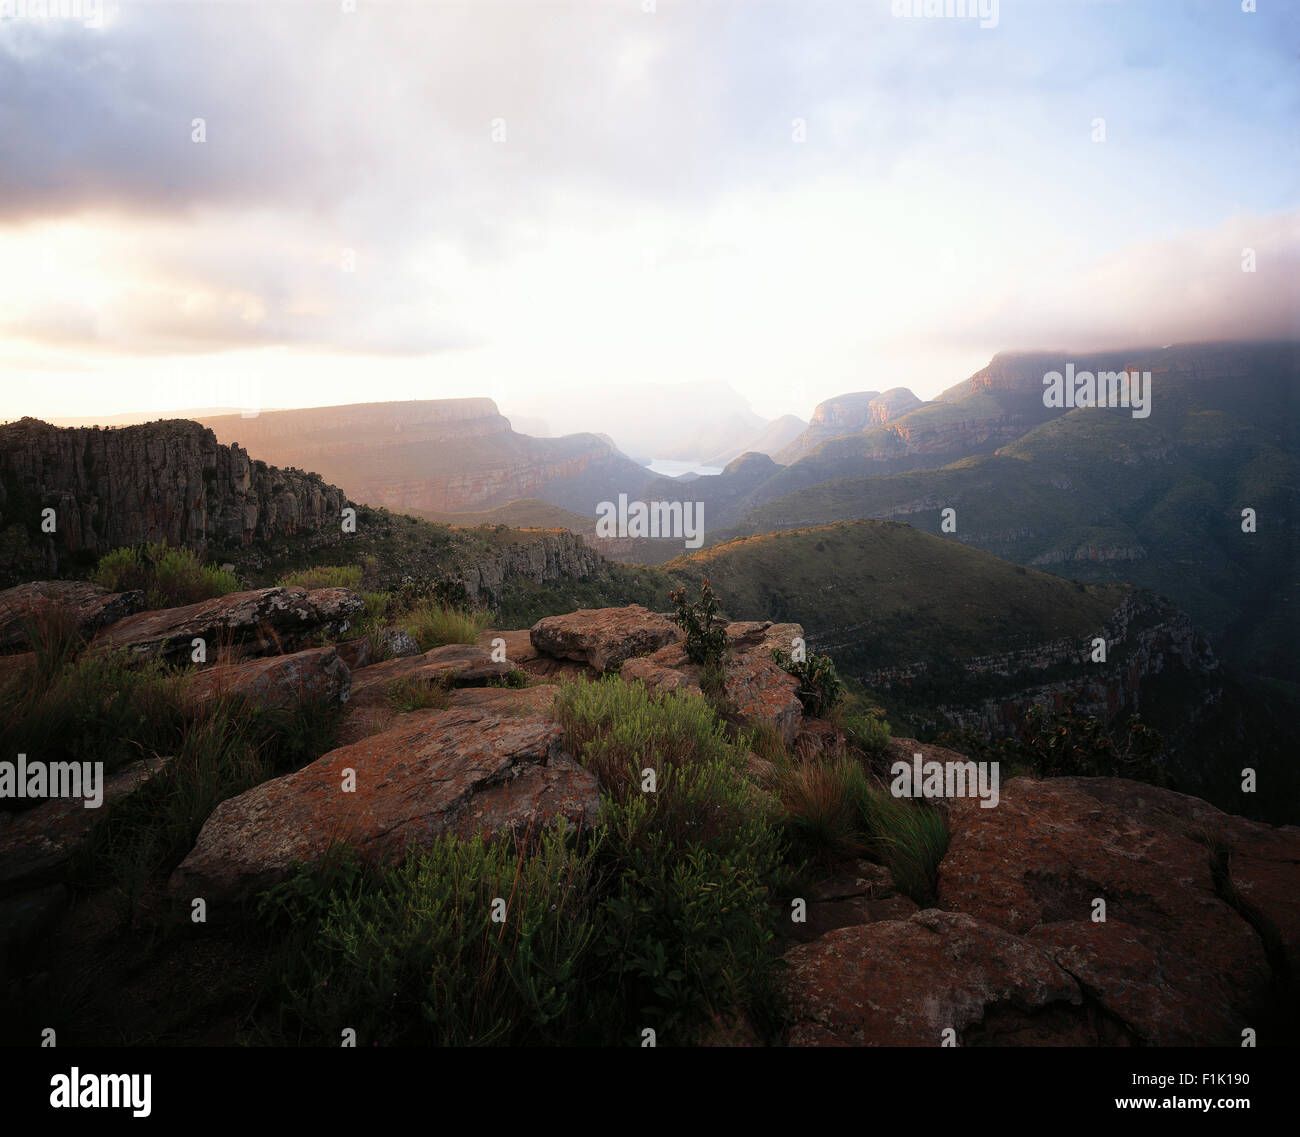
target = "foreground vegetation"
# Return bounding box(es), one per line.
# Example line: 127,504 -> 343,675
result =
1,595 -> 957,1046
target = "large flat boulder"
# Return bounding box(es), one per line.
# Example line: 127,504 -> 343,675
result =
0,757 -> 171,896
168,706 -> 600,906
530,605 -> 680,673
90,586 -> 364,663
0,580 -> 145,651
938,776 -> 1281,1044
783,909 -> 1083,1046
183,646 -> 351,713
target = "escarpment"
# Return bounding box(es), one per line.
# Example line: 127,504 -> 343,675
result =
0,417 -> 347,581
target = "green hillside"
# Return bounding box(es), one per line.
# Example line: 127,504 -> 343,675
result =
730,376 -> 1299,680
664,519 -> 1129,673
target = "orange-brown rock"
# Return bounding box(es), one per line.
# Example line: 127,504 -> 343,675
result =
530,605 -> 680,673
784,909 -> 1082,1046
0,580 -> 145,651
168,707 -> 600,906
183,646 -> 351,713
347,643 -> 516,704
91,586 -> 364,663
938,777 -> 1283,1044
723,651 -> 802,745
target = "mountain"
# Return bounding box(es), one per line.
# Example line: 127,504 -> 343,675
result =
196,399 -> 650,517
728,342 -> 1300,681
776,387 -> 924,464
703,413 -> 807,468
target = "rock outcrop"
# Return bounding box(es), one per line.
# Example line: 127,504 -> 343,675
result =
530,605 -> 681,674
89,585 -> 364,663
776,388 -> 924,464
182,646 -> 352,713
0,758 -> 171,897
168,705 -> 601,906
0,580 -> 145,650
0,418 -> 349,582
785,774 -> 1300,1046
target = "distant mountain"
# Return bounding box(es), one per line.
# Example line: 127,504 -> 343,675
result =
776,387 -> 923,464
727,342 -> 1300,681
196,399 -> 650,518
703,413 -> 806,468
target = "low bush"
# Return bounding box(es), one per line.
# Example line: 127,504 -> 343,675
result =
403,600 -> 491,651
260,825 -> 599,1046
92,542 -> 241,609
772,648 -> 844,717
668,579 -> 727,667
842,708 -> 892,757
277,565 -> 364,591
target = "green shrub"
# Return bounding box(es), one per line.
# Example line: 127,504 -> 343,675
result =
277,565 -> 363,591
392,573 -> 472,612
772,648 -> 844,717
773,753 -> 871,862
843,708 -> 892,757
263,825 -> 598,1046
554,677 -> 735,799
386,674 -> 453,712
555,677 -> 788,1040
857,786 -> 949,906
0,651 -> 189,790
403,600 -> 491,651
92,542 -> 241,609
668,579 -> 727,667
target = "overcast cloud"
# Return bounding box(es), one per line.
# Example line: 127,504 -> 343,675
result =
1,0 -> 1296,428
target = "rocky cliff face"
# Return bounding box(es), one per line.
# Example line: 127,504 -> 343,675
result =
850,591 -> 1216,725
455,531 -> 604,608
0,418 -> 348,582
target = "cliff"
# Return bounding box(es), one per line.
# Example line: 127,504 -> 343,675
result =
0,417 -> 348,582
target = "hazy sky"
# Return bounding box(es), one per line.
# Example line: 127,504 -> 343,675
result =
1,0 -> 1297,430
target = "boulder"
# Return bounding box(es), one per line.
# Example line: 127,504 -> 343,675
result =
183,646 -> 351,713
783,909 -> 1083,1046
0,757 -> 171,897
0,580 -> 145,651
90,586 -> 364,663
723,651 -> 803,745
938,776 -> 1281,1044
530,605 -> 680,673
168,707 -> 600,906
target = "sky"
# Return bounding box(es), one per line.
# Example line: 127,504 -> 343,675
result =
1,0 -> 1297,435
